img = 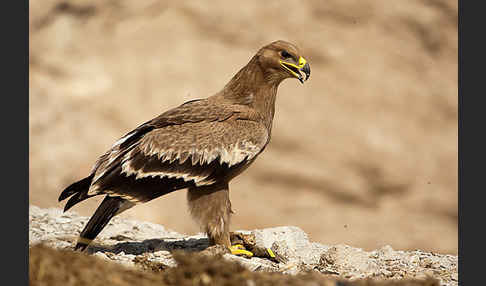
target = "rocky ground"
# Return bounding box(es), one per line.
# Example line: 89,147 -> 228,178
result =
29,206 -> 457,286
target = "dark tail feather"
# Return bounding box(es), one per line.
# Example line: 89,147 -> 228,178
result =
74,196 -> 125,251
59,175 -> 93,212
64,192 -> 91,213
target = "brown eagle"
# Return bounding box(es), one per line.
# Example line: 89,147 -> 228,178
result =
59,40 -> 310,255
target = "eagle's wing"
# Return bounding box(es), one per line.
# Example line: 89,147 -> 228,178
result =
87,99 -> 268,203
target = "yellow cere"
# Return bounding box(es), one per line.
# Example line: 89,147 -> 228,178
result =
298,56 -> 307,68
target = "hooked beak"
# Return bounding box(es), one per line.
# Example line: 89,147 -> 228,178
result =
280,56 -> 311,84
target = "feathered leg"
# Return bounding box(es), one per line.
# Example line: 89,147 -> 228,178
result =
187,183 -> 252,256
187,183 -> 232,246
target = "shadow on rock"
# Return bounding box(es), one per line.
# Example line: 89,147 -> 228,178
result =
86,237 -> 211,255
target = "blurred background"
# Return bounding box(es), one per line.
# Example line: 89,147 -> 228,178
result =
29,0 -> 457,254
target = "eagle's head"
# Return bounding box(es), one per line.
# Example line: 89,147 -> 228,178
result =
257,40 -> 311,84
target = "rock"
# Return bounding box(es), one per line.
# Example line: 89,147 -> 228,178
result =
29,205 -> 458,286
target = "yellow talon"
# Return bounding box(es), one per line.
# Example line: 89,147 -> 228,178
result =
230,244 -> 253,257
266,248 -> 276,258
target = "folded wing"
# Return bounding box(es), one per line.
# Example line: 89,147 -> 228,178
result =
86,101 -> 268,203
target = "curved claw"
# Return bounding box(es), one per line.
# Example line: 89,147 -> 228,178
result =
230,244 -> 253,257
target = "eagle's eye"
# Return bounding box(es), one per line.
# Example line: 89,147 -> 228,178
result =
280,50 -> 292,59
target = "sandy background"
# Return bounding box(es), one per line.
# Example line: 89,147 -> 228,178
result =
29,0 -> 457,254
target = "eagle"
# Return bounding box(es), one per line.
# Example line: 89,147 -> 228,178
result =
59,40 -> 310,256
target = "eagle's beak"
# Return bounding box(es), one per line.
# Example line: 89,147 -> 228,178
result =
280,56 -> 311,84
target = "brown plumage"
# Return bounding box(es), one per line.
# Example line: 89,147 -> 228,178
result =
59,40 -> 311,252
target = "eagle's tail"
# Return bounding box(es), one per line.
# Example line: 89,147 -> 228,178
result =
74,196 -> 126,251
58,175 -> 94,212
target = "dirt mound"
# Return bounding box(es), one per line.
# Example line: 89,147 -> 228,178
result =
30,244 -> 440,286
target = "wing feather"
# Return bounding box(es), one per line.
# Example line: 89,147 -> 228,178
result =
86,99 -> 268,202
120,120 -> 267,185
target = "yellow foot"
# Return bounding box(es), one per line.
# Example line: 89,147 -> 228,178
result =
266,248 -> 276,259
229,244 -> 253,257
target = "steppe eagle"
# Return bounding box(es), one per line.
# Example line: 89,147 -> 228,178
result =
59,40 -> 311,256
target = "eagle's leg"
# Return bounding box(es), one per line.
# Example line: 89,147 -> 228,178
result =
187,183 -> 252,257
